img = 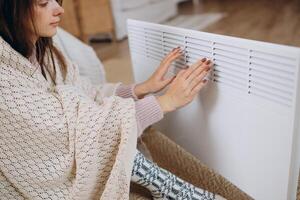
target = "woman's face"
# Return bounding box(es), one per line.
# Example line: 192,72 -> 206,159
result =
32,0 -> 64,39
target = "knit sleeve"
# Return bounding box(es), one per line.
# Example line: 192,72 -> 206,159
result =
115,84 -> 139,101
135,95 -> 164,137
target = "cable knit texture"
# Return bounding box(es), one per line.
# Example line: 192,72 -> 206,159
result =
0,37 -> 139,200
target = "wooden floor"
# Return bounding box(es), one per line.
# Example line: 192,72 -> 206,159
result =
91,0 -> 300,84
190,0 -> 300,46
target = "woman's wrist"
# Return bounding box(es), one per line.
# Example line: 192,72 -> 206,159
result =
156,95 -> 176,114
134,82 -> 150,99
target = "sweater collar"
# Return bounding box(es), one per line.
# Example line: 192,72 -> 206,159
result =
0,37 -> 38,77
0,37 -> 52,89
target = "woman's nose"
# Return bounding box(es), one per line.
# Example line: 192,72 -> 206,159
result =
53,2 -> 64,16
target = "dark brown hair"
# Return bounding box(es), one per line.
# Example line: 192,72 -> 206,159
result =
0,0 -> 67,84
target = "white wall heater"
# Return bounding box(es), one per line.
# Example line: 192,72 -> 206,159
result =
127,19 -> 300,200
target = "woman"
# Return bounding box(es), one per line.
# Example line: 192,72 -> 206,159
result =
0,0 -> 226,199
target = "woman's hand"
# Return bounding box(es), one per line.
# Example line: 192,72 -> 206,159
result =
156,58 -> 213,114
134,47 -> 183,99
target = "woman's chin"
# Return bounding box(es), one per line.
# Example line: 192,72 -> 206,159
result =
39,28 -> 59,38
49,28 -> 58,36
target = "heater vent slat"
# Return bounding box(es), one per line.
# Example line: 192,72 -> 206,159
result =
145,35 -> 162,43
214,54 -> 248,67
250,70 -> 294,88
250,66 -> 294,82
250,79 -> 293,97
249,85 -> 292,107
213,48 -> 248,62
163,38 -> 185,46
147,42 -> 162,51
250,57 -> 294,73
186,43 -> 212,52
214,60 -> 247,73
186,37 -> 212,47
164,32 -> 185,40
163,42 -> 184,50
214,71 -> 247,85
145,28 -> 162,36
213,76 -> 246,91
251,50 -> 296,66
214,66 -> 247,79
214,43 -> 249,55
186,51 -> 212,61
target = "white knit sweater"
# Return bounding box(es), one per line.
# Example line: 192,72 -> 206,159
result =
0,37 -> 138,199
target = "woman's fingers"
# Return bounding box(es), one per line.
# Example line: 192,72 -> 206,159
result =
190,79 -> 208,97
186,60 -> 212,83
184,59 -> 212,97
181,67 -> 195,80
167,51 -> 183,65
164,49 -> 183,65
158,48 -> 183,75
189,68 -> 211,91
190,57 -> 207,69
165,47 -> 179,58
162,47 -> 181,64
182,58 -> 211,80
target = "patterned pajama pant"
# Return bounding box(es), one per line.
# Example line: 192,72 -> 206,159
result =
131,151 -> 216,200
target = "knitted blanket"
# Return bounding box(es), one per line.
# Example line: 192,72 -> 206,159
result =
0,37 -> 138,199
